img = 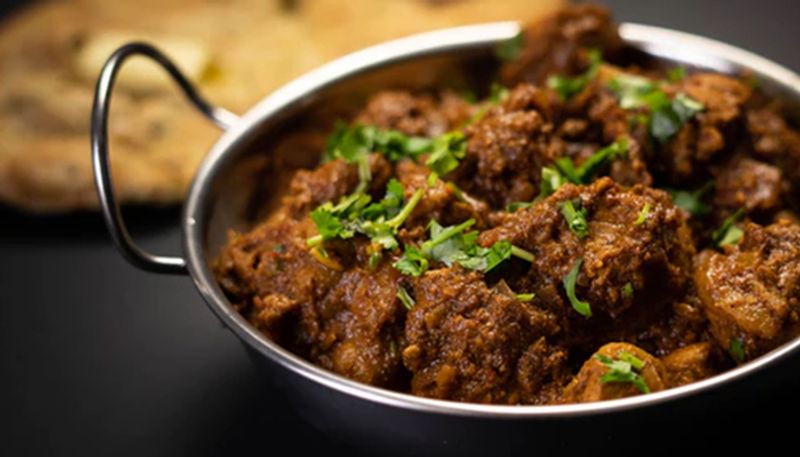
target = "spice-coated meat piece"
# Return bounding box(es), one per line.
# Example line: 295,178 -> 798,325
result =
402,267 -> 565,404
478,177 -> 695,321
694,221 -> 800,362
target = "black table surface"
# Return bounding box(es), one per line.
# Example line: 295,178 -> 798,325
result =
2,0 -> 800,455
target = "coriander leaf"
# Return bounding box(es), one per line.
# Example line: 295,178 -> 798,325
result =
554,157 -> 581,184
712,208 -> 745,247
507,201 -> 532,212
309,206 -> 347,244
510,245 -> 535,263
273,244 -> 286,254
386,189 -> 424,229
729,337 -> 746,362
667,66 -> 688,82
396,285 -> 416,310
363,224 -> 398,250
560,199 -> 589,239
650,93 -> 704,144
537,166 -> 568,199
394,246 -> 429,276
426,131 -> 467,176
489,83 -> 510,104
608,74 -> 655,109
553,138 -> 629,187
650,109 -> 681,144
618,351 -> 645,370
515,293 -> 535,302
563,259 -> 591,317
394,219 -> 521,275
362,178 -> 404,220
368,251 -> 382,270
667,183 -> 713,216
575,138 -> 629,180
672,93 -> 705,123
719,225 -> 743,247
421,218 -> 475,254
595,351 -> 650,393
635,202 -> 651,225
622,282 -> 634,299
460,239 -> 513,272
308,180 -> 420,251
325,123 -> 433,165
608,73 -> 704,145
495,31 -> 523,62
547,48 -> 602,100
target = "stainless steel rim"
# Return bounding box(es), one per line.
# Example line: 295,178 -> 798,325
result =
182,22 -> 800,418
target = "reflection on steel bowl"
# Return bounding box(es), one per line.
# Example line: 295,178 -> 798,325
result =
92,3 -> 800,455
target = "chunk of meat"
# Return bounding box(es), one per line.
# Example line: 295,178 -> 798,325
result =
281,153 -> 392,219
456,84 -> 559,208
354,90 -> 473,137
561,343 -> 668,403
310,265 -> 406,387
713,155 -> 783,213
402,267 -> 563,404
658,73 -> 751,182
694,221 -> 800,362
747,105 -> 800,208
500,4 -> 623,85
214,216 -> 342,338
478,178 -> 695,322
660,342 -> 718,387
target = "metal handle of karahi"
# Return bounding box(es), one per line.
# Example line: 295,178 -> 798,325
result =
91,42 -> 239,274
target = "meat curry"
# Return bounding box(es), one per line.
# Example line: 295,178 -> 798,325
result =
214,5 -> 800,404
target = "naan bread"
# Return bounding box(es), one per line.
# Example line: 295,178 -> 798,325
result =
0,0 -> 563,212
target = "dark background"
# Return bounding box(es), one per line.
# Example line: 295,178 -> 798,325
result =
2,0 -> 799,455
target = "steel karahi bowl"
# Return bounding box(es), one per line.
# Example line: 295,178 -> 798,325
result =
91,21 -> 800,455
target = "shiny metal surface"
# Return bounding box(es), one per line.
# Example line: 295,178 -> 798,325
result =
96,22 -> 800,426
90,42 -> 238,274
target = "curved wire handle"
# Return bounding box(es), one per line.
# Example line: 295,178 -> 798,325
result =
91,42 -> 239,274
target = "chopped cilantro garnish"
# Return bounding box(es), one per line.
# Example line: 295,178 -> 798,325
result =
547,48 -> 603,100
729,337 -> 746,362
489,83 -> 510,104
712,208 -> 745,247
393,218 -> 531,276
608,73 -> 656,109
515,293 -> 536,302
635,202 -> 651,225
325,123 -> 433,165
507,201 -> 532,212
563,259 -> 591,317
307,180 -> 423,254
667,66 -> 688,82
667,182 -> 713,216
622,282 -> 634,299
393,246 -> 429,276
652,93 -> 705,144
425,131 -> 467,177
577,138 -> 629,180
595,351 -> 650,393
273,244 -> 286,254
608,73 -> 704,144
368,250 -> 382,270
560,199 -> 589,239
396,285 -> 416,310
510,245 -> 535,263
537,166 -> 569,199
494,31 -> 523,61
553,138 -> 629,187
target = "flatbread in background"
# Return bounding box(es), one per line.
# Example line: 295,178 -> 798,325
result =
0,0 -> 564,212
